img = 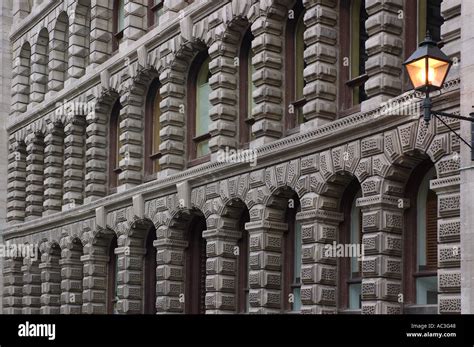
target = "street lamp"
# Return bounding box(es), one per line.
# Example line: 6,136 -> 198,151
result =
404,32 -> 474,159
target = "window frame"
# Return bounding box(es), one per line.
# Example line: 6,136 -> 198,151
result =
187,51 -> 211,166
148,0 -> 164,28
185,216 -> 207,314
284,1 -> 306,132
237,209 -> 250,313
108,99 -> 122,192
113,0 -> 125,52
282,196 -> 301,312
404,160 -> 438,306
338,0 -> 369,114
144,227 -> 157,314
107,235 -> 118,314
338,179 -> 363,312
144,78 -> 162,178
239,29 -> 255,147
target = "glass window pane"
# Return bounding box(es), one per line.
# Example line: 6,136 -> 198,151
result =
196,57 -> 211,137
349,283 -> 361,309
416,276 -> 438,304
153,88 -> 161,172
417,167 -> 436,270
118,0 -> 125,32
196,140 -> 209,158
417,0 -> 427,44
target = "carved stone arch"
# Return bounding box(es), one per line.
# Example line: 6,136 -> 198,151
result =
7,135 -> 28,222
11,41 -> 31,114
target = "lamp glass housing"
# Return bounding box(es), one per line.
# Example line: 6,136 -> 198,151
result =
405,57 -> 451,91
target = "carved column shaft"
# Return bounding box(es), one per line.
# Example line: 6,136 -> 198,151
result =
63,117 -> 86,208
60,241 -> 84,314
40,250 -> 61,314
3,257 -> 24,314
25,132 -> 44,220
90,0 -> 113,67
203,224 -> 241,314
43,123 -> 64,215
7,139 -> 27,223
155,226 -> 187,313
22,259 -> 42,314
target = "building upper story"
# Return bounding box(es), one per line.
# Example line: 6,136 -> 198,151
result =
4,0 -> 462,228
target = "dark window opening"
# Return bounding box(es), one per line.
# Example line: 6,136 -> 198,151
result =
107,235 -> 118,314
144,227 -> 158,314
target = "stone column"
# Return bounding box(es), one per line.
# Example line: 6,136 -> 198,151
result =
123,0 -> 147,44
203,218 -> 241,314
116,234 -> 146,314
302,0 -> 338,127
59,237 -> 84,314
357,193 -> 406,314
25,132 -> 44,220
158,58 -> 187,175
85,99 -> 108,203
39,242 -> 61,314
118,84 -> 146,190
7,138 -> 27,223
90,0 -> 113,67
81,239 -> 109,314
155,225 -> 187,313
364,0 -> 403,104
43,122 -> 64,215
30,31 -> 49,105
67,1 -> 91,81
208,34 -> 238,158
2,257 -> 23,314
22,257 -> 41,314
63,116 -> 86,209
250,5 -> 285,146
431,154 -> 461,314
298,206 -> 342,314
245,212 -> 286,314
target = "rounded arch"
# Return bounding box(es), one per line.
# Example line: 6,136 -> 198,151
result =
32,28 -> 50,103
16,42 -> 32,112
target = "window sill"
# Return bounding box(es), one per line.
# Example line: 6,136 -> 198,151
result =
338,104 -> 361,118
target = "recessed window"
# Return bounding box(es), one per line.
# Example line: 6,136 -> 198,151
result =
285,1 -> 306,130
283,195 -> 302,312
145,79 -> 161,176
108,99 -> 122,190
415,167 -> 438,305
237,209 -> 250,313
113,0 -> 125,50
107,236 -> 118,314
148,0 -> 164,28
239,29 -> 255,146
417,0 -> 443,44
187,52 -> 211,164
339,181 -> 362,311
144,227 -> 157,314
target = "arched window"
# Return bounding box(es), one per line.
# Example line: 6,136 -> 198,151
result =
339,0 -> 368,111
145,79 -> 161,176
187,52 -> 211,164
148,0 -> 164,28
239,29 -> 255,146
51,12 -> 69,89
405,162 -> 438,310
237,209 -> 250,313
108,99 -> 122,191
185,216 -> 207,314
113,0 -> 125,51
283,196 -> 302,312
107,235 -> 118,314
339,180 -> 362,311
144,227 -> 157,314
35,28 -> 49,101
285,1 -> 306,130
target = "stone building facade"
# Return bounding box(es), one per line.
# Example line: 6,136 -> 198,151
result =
1,0 -> 472,315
